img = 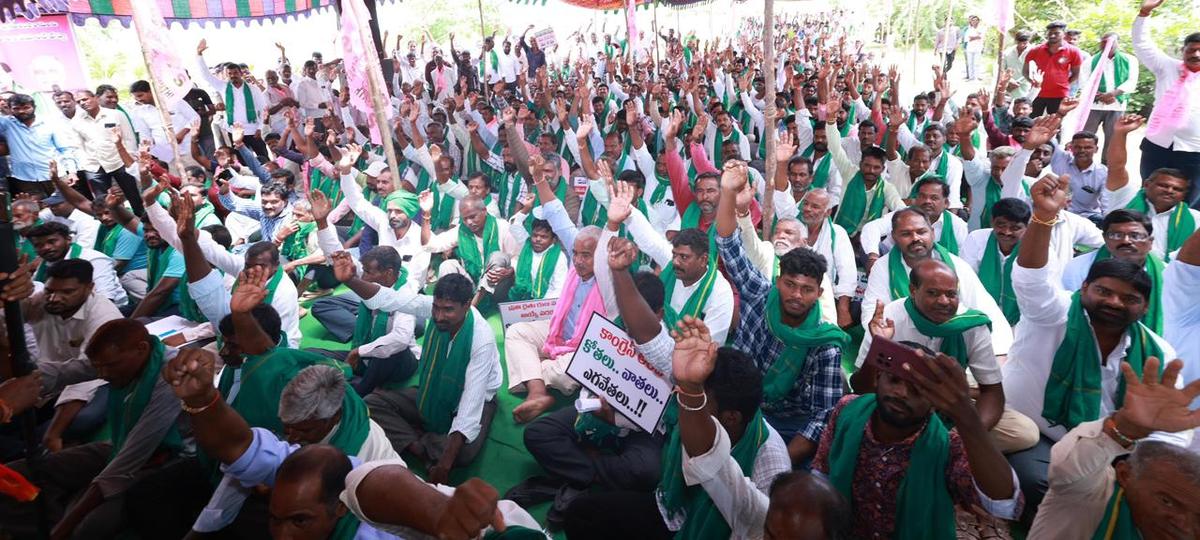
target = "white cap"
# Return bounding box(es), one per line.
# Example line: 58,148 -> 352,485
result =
364,161 -> 388,177
231,175 -> 262,191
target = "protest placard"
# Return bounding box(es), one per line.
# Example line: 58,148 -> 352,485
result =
566,314 -> 671,433
533,28 -> 557,50
498,298 -> 558,327
572,176 -> 590,196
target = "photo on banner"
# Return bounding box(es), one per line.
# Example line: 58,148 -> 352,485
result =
0,14 -> 87,94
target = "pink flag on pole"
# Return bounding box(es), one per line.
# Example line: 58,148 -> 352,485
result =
1062,37 -> 1115,141
339,0 -> 392,145
129,1 -> 192,108
994,0 -> 1014,33
626,0 -> 638,59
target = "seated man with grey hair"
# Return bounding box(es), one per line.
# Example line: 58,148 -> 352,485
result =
419,193 -> 520,294
1030,356 -> 1200,539
279,198 -> 339,298
190,364 -> 400,534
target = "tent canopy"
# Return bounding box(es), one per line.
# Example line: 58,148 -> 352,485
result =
0,0 -> 398,26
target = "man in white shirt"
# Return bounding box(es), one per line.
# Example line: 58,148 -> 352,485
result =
38,192 -> 100,251
796,188 -> 857,328
332,260 -> 502,486
1165,228 -> 1200,422
963,16 -> 986,81
860,178 -> 968,260
291,60 -> 330,122
128,80 -> 200,167
860,208 -> 1013,354
197,40 -> 270,161
1132,1 -> 1200,206
70,90 -> 143,216
1002,174 -> 1190,523
26,221 -> 126,308
1081,33 -> 1140,160
497,40 -> 520,86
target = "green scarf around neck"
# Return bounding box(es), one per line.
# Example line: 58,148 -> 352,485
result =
417,309 -> 476,434
224,81 -> 257,125
762,290 -> 849,404
1042,292 -> 1165,430
1094,246 -> 1165,334
936,211 -> 959,254
827,395 -> 956,540
233,265 -> 285,306
1091,484 -> 1137,540
456,215 -> 500,283
510,242 -> 562,301
660,247 -> 720,331
978,234 -> 1020,325
35,243 -> 83,281
1125,191 -> 1195,261
108,337 -> 182,457
326,388 -> 370,456
887,244 -> 955,300
1093,52 -> 1131,104
901,298 -> 991,368
351,271 -> 408,349
145,245 -> 178,297
658,408 -> 768,540
833,172 -> 886,236
96,224 -> 123,256
801,144 -> 833,189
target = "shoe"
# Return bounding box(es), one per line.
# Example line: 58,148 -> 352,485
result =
545,485 -> 584,532
503,475 -> 564,508
299,288 -> 333,302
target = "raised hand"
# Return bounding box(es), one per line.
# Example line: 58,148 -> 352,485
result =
720,159 -> 749,194
822,94 -> 842,121
143,174 -> 171,208
1022,114 -> 1062,150
605,178 -> 636,226
163,348 -> 219,406
337,143 -> 361,175
330,251 -> 357,283
670,315 -> 718,391
1114,114 -> 1146,135
48,160 -> 58,179
775,129 -> 797,163
418,189 -> 434,213
231,265 -> 271,313
607,236 -> 640,271
308,190 -> 332,224
1139,0 -> 1165,16
196,39 -> 208,55
953,112 -> 979,137
0,255 -> 35,303
1055,97 -> 1080,117
868,300 -> 895,340
528,153 -> 547,183
173,188 -> 197,241
575,114 -> 594,141
887,104 -> 905,131
1030,173 -> 1070,219
1115,357 -> 1200,437
903,350 -> 974,423
105,186 -> 125,209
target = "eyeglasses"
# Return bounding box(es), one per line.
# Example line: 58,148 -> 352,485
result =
1104,231 -> 1150,242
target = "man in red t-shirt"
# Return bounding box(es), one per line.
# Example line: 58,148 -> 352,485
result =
1023,21 -> 1083,117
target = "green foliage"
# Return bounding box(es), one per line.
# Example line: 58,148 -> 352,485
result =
75,22 -> 146,100
387,0 -> 506,48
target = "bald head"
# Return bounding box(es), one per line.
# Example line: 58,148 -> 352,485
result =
765,472 -> 851,540
909,259 -> 960,323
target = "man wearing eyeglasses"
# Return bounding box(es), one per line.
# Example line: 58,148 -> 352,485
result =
1059,209 -> 1165,332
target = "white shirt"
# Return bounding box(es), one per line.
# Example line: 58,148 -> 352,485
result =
129,100 -> 201,164
336,172 -> 432,289
1106,182 -> 1200,259
964,25 -> 985,53
1133,16 -> 1200,151
861,250 -> 1013,356
144,202 -> 302,347
858,209 -> 968,257
71,107 -> 130,172
960,229 -> 1014,272
885,153 -> 965,209
962,152 -> 1020,231
1005,262 -> 1190,445
622,208 -> 735,344
806,220 -> 858,300
1164,258 -> 1200,415
197,56 -> 267,135
26,291 -> 122,404
290,77 -> 329,120
497,50 -> 519,83
673,417 -> 790,539
364,289 -> 502,443
855,298 -> 1003,387
41,208 -> 101,251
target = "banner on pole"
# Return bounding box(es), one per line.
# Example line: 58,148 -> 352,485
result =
625,0 -> 639,57
129,3 -> 193,109
340,0 -> 393,145
994,0 -> 1015,33
566,314 -> 671,433
0,15 -> 87,94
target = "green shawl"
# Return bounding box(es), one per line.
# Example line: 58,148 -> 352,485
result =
430,183 -> 458,232
328,514 -> 361,540
456,215 -> 500,283
936,211 -> 959,254
1042,292 -> 1165,430
909,152 -> 951,198
762,289 -> 849,404
827,395 -> 956,540
833,172 -> 886,236
902,298 -> 991,368
232,265 -> 285,306
480,50 -> 499,78
978,234 -> 1021,325
710,128 -> 741,168
417,310 -> 476,434
95,224 -> 123,256
145,246 -> 179,302
801,144 -> 833,189
351,270 -> 408,349
1125,191 -> 1196,261
108,337 -> 182,457
658,408 -> 768,540
217,347 -> 346,434
660,226 -> 720,331
326,388 -> 370,456
224,82 -> 257,125
1091,484 -> 1137,540
35,243 -> 82,281
1093,246 -> 1165,334
887,244 -> 955,300
510,242 -> 562,301
1093,53 -> 1131,104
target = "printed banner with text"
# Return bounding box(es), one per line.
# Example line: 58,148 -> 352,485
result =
566,314 -> 671,433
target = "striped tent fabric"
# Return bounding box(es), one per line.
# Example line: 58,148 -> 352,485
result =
56,0 -> 400,27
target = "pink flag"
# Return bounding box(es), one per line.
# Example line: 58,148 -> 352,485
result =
129,1 -> 192,108
626,0 -> 639,60
994,0 -> 1014,33
339,0 -> 393,145
1063,37 -> 1115,141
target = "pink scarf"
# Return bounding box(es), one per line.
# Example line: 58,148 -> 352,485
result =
542,268 -> 606,357
1146,66 -> 1200,148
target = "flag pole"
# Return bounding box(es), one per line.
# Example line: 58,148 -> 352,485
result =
131,19 -> 187,179
760,0 -> 777,241
348,0 -> 404,189
477,0 -> 489,99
